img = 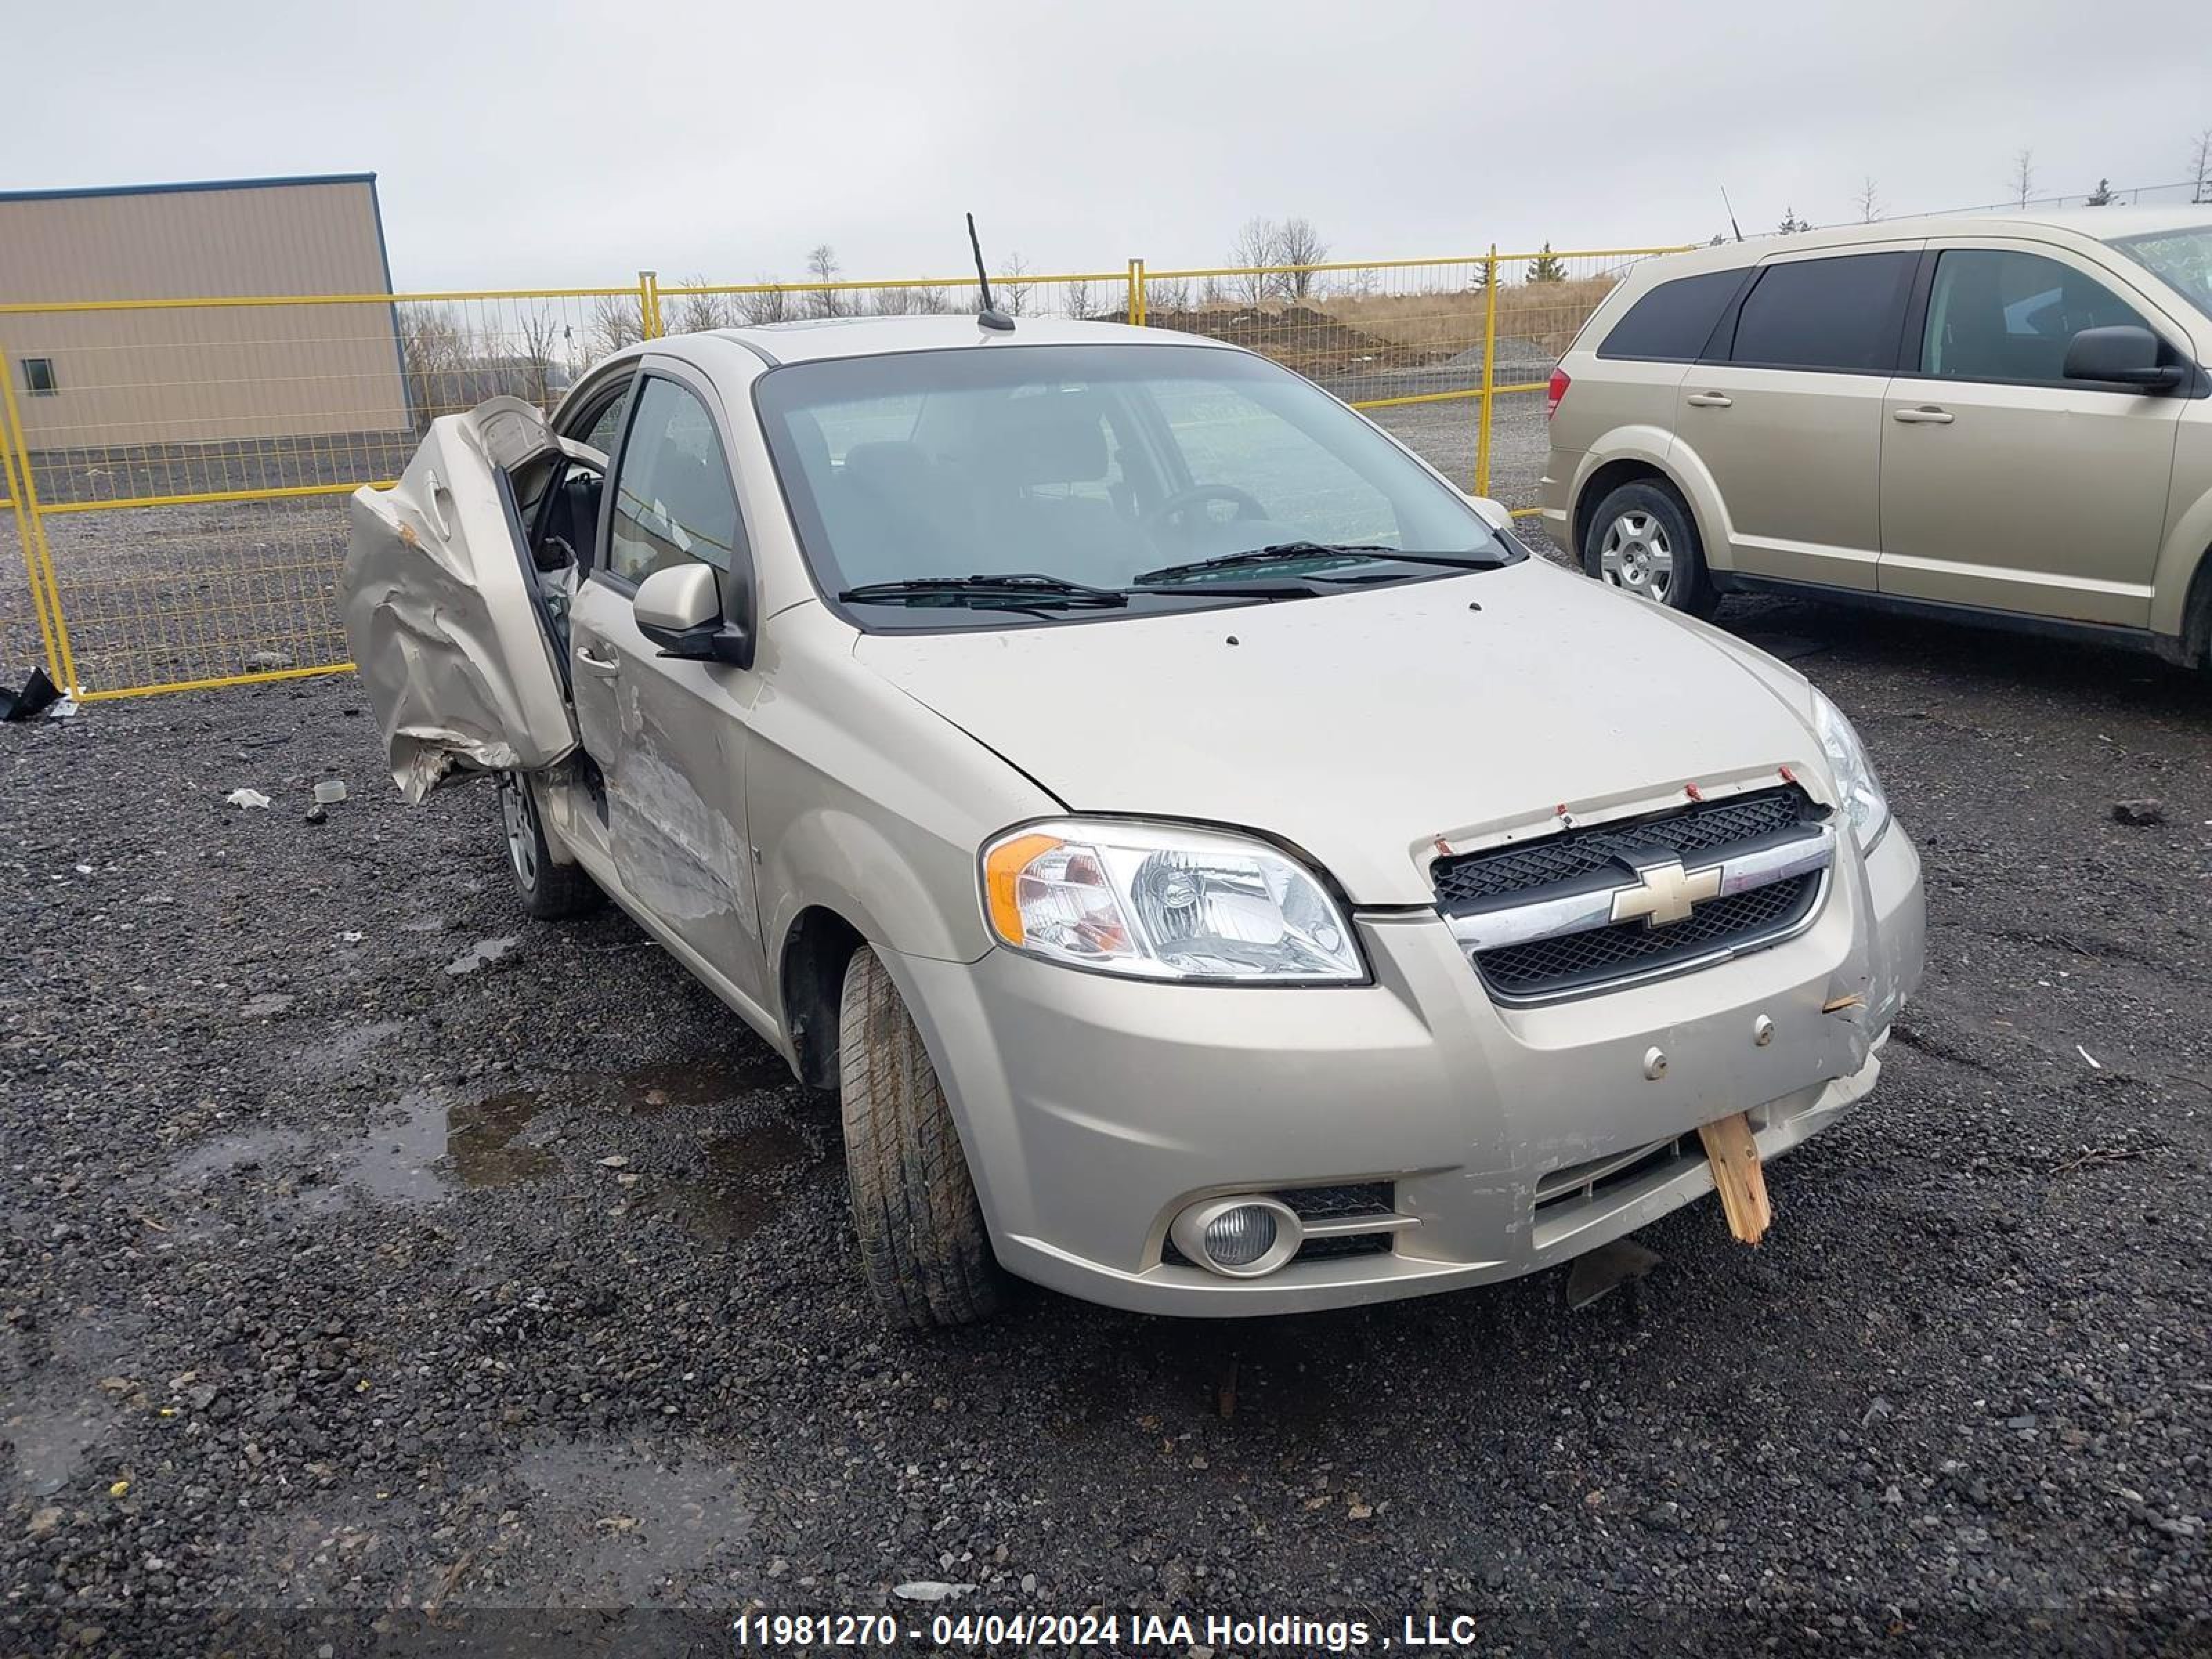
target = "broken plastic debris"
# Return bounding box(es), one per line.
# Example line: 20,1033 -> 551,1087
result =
224,788 -> 272,810
312,780 -> 349,805
893,1582 -> 977,1604
2076,1045 -> 2103,1070
47,696 -> 77,721
1,666 -> 62,722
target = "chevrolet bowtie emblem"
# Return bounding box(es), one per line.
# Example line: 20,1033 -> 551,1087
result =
1610,859 -> 1723,928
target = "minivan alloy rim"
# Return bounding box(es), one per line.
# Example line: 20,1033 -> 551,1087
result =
1600,510 -> 1674,602
498,774 -> 538,890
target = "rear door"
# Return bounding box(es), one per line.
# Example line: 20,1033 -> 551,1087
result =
1877,241 -> 2186,626
567,360 -> 770,1003
343,397 -> 580,802
1671,245 -> 1921,592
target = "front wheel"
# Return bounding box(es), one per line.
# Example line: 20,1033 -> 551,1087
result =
496,771 -> 601,920
838,946 -> 1007,1329
1582,479 -> 1718,618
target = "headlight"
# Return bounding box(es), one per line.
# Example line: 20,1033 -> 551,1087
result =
980,819 -> 1365,983
1810,690 -> 1890,852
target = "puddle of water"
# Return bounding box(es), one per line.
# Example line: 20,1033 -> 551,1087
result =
505,1441 -> 753,1604
167,1128 -> 314,1186
640,1121 -> 817,1242
449,1089 -> 555,1188
443,936 -> 518,977
4,1402 -> 108,1496
615,1053 -> 786,1118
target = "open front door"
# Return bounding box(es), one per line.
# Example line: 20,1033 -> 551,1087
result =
344,397 -> 582,803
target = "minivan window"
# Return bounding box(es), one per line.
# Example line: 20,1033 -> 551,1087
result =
606,377 -> 741,584
1920,248 -> 2152,384
1597,269 -> 1742,361
1727,251 -> 1916,373
754,344 -> 1513,629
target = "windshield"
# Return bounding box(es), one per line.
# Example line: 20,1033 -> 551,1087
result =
2107,225 -> 2212,323
753,343 -> 1515,627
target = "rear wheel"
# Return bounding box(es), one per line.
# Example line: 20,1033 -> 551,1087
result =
496,771 -> 601,920
838,946 -> 1006,1329
1582,479 -> 1718,618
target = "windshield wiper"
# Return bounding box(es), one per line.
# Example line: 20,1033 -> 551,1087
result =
1134,542 -> 1506,586
839,572 -> 1129,610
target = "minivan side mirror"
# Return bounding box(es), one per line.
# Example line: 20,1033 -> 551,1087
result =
633,563 -> 755,668
2063,324 -> 2185,391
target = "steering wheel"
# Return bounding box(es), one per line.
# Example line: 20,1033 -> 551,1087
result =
1145,482 -> 1268,535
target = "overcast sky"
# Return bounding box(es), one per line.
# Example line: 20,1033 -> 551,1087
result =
10,0 -> 2210,291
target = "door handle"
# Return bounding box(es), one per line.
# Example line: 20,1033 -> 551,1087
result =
1685,391 -> 1734,408
575,643 -> 621,675
1893,406 -> 1954,424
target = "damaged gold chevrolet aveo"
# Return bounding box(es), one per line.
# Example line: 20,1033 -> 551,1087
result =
341,314 -> 1925,1328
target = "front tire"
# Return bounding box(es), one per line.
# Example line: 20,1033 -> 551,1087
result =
1582,479 -> 1718,618
496,771 -> 601,921
838,946 -> 1006,1329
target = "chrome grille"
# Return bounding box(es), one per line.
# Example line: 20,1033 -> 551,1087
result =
1434,786 -> 1830,1004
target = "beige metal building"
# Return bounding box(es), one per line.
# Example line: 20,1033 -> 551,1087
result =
0,173 -> 409,454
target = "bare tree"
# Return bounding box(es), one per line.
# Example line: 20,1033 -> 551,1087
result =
666,276 -> 739,335
804,244 -> 844,318
515,306 -> 561,407
2191,127 -> 2212,205
2010,148 -> 2036,209
1065,277 -> 1094,321
588,294 -> 644,357
398,303 -> 476,428
738,279 -> 791,326
1275,217 -> 1329,299
1853,176 -> 1884,223
996,251 -> 1032,316
1229,217 -> 1281,303
1147,276 -> 1192,315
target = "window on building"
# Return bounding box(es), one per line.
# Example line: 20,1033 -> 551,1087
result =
22,358 -> 57,397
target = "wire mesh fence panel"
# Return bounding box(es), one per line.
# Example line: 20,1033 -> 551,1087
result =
0,290 -> 638,697
0,510 -> 51,689
0,250 -> 1689,700
1480,246 -> 1680,515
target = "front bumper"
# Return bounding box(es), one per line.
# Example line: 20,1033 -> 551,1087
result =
892,825 -> 1924,1317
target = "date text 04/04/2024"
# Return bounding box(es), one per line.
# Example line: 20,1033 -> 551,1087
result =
731,1612 -> 1506,1650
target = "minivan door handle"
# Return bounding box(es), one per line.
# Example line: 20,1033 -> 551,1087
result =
1685,391 -> 1734,408
1893,406 -> 1954,424
575,643 -> 621,675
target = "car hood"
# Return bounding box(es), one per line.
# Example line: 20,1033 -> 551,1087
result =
850,559 -> 1824,905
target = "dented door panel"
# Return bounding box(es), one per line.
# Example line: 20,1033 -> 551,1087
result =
569,574 -> 769,1002
344,397 -> 579,802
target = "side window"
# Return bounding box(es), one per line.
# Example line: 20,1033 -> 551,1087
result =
1920,248 -> 2153,384
606,378 -> 741,585
1728,252 -> 1916,373
576,380 -> 634,455
1597,270 -> 1742,361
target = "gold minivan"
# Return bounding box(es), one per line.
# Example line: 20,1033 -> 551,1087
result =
1540,208 -> 2212,668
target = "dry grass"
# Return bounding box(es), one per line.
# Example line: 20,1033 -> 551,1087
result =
1322,275 -> 1619,362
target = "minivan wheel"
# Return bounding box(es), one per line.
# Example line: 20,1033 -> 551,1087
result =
495,771 -> 601,920
1583,480 -> 1718,618
838,945 -> 1007,1329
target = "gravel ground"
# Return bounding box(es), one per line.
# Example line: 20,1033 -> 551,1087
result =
4,528 -> 2211,1654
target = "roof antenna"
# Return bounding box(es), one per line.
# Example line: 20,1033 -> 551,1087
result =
966,212 -> 1015,332
1720,186 -> 1744,243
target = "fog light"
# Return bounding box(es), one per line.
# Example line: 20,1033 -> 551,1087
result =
1170,1195 -> 1302,1278
1205,1205 -> 1277,1267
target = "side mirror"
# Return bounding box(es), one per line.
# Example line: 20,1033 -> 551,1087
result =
2063,324 -> 2185,391
633,563 -> 754,668
1461,491 -> 1515,533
